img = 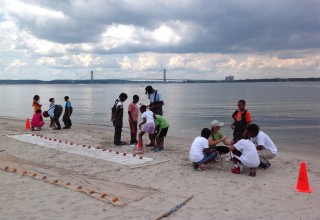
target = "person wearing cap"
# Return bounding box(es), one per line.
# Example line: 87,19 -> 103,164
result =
208,120 -> 232,154
145,85 -> 164,116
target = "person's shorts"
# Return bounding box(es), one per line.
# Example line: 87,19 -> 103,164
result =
195,151 -> 217,165
142,122 -> 155,134
156,127 -> 168,137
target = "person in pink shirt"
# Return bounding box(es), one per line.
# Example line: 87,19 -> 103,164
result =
31,109 -> 45,131
128,95 -> 139,145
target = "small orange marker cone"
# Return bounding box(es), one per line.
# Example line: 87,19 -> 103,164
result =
296,162 -> 312,193
25,118 -> 31,130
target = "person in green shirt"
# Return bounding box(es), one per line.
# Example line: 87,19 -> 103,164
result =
208,120 -> 232,154
154,114 -> 169,152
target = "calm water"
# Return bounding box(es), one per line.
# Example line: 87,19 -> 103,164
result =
1,82 -> 319,153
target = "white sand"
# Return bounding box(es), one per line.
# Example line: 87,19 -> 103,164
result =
0,118 -> 319,220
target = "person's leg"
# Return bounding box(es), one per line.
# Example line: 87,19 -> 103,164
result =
249,168 -> 256,177
230,152 -> 242,174
148,133 -> 156,148
63,115 -> 67,128
54,114 -> 61,129
114,126 -> 122,145
258,149 -> 276,168
137,131 -> 145,153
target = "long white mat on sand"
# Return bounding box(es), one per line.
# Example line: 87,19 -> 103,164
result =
9,134 -> 152,165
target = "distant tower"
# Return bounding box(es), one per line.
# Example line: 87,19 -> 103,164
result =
163,69 -> 167,83
91,71 -> 94,84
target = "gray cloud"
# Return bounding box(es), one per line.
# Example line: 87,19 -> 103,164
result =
5,0 -> 319,54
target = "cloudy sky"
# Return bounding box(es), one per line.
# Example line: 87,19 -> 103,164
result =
0,0 -> 319,81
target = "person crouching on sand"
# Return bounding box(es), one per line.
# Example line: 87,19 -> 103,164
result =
189,128 -> 217,171
137,105 -> 156,153
229,134 -> 260,177
31,109 -> 45,131
246,124 -> 277,169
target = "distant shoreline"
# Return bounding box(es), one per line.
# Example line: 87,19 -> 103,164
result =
0,77 -> 319,84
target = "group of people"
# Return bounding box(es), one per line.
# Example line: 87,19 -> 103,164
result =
189,100 -> 278,177
111,85 -> 169,153
31,95 -> 73,131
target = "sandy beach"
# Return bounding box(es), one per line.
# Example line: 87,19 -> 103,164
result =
0,117 -> 319,220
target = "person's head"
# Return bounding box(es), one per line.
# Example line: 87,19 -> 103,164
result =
210,120 -> 224,133
49,98 -> 55,103
33,95 -> 40,101
145,85 -> 154,95
36,109 -> 42,114
140,105 -> 147,113
246,124 -> 260,138
201,128 -> 211,139
238,100 -> 246,111
233,133 -> 244,143
64,96 -> 69,102
133,95 -> 139,103
119,93 -> 128,102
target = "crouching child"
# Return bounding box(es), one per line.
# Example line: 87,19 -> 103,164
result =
229,134 -> 260,177
189,128 -> 217,171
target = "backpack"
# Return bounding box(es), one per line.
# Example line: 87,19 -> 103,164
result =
111,99 -> 119,118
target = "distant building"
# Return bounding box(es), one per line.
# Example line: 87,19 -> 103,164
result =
225,75 -> 234,82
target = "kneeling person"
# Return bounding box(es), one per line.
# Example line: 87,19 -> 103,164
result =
229,134 -> 260,177
189,128 -> 217,171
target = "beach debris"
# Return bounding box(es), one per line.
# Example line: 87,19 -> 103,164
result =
101,192 -> 107,198
155,195 -> 194,220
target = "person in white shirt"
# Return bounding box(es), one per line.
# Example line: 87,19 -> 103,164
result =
48,98 -> 56,128
189,128 -> 217,171
138,105 -> 156,153
246,124 -> 278,169
229,134 -> 260,177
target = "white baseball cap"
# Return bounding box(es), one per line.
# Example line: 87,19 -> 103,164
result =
210,120 -> 224,128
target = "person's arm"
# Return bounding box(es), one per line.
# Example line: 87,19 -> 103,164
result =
229,145 -> 236,151
208,136 -> 228,146
256,145 -> 264,150
138,117 -> 146,129
149,101 -> 164,109
221,137 -> 232,146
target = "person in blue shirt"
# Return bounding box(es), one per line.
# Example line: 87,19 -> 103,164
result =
63,96 -> 73,129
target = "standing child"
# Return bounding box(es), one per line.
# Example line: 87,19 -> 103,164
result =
48,98 -> 56,128
111,93 -> 128,146
63,96 -> 72,129
231,99 -> 252,138
31,95 -> 42,130
32,95 -> 42,112
53,104 -> 63,130
31,109 -> 45,131
189,128 -> 217,171
128,95 -> 139,145
154,114 -> 169,152
137,105 -> 156,153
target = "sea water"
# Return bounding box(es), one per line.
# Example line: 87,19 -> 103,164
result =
0,82 -> 319,153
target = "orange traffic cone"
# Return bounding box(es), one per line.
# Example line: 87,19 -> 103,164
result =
296,162 -> 312,193
25,118 -> 31,130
